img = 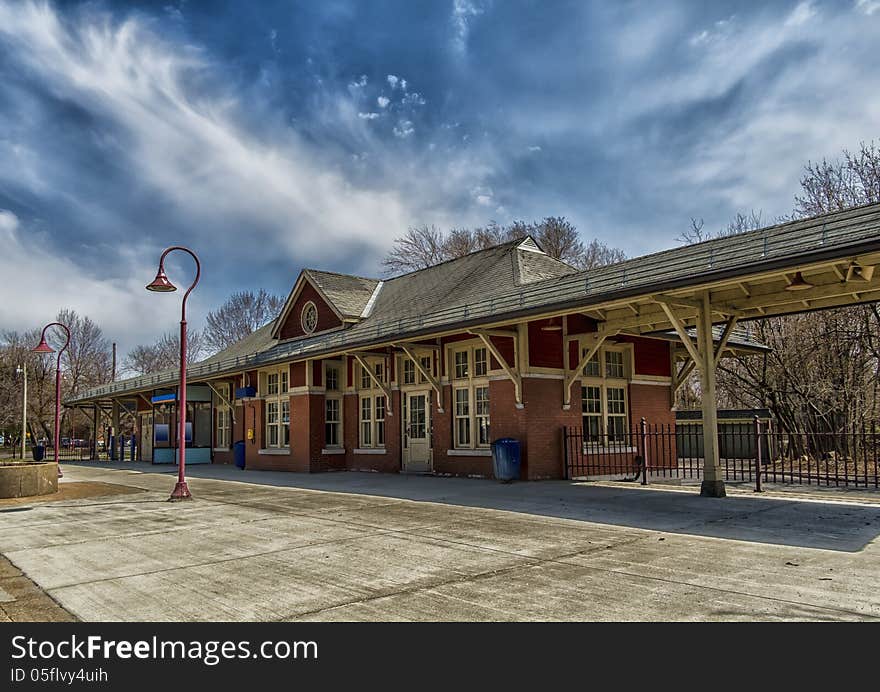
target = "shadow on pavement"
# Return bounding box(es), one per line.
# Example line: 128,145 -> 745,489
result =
63,461 -> 880,552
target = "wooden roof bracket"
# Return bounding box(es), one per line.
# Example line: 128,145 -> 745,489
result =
348,353 -> 393,415
394,343 -> 444,413
562,329 -> 612,409
207,381 -> 236,423
468,329 -> 523,409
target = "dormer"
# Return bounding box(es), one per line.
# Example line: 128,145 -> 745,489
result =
272,269 -> 381,340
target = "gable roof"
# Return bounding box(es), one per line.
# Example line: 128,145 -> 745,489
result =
304,270 -> 380,318
70,200 -> 880,405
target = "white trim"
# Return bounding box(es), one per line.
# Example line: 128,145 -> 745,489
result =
301,300 -> 318,334
258,448 -> 290,456
354,448 -> 387,455
630,378 -> 673,387
361,281 -> 384,318
447,449 -> 492,457
212,447 -> 231,453
522,372 -> 565,380
321,447 -> 345,455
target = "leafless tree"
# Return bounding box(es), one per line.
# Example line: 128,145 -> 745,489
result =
382,217 -> 625,274
204,289 -> 284,354
381,224 -> 447,273
123,330 -> 206,376
676,141 -> 880,442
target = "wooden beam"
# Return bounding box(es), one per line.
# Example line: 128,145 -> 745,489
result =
348,353 -> 393,415
206,381 -> 236,423
395,343 -> 444,413
712,316 -> 739,369
469,329 -> 523,408
563,331 -> 610,409
658,303 -> 701,365
467,327 -> 518,339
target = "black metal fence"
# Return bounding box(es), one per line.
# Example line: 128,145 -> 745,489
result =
563,418 -> 880,491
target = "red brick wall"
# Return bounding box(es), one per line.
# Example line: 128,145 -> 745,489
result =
277,281 -> 341,339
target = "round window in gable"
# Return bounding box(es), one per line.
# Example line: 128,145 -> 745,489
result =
301,301 -> 318,334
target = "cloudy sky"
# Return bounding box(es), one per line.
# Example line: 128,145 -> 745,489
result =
1,0 -> 878,352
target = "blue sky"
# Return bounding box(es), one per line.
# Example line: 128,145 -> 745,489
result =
1,0 -> 879,352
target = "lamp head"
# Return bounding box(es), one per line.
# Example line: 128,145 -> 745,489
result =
32,337 -> 54,354
146,267 -> 177,292
540,317 -> 563,332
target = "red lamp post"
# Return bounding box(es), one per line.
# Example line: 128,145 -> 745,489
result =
32,322 -> 71,478
146,246 -> 200,501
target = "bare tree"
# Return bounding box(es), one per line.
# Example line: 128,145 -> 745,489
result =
123,330 -> 206,376
578,238 -> 628,270
676,142 -> 880,442
381,224 -> 446,273
204,289 -> 284,354
795,141 -> 880,216
382,217 -> 625,274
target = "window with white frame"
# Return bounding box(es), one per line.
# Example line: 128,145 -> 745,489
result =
215,383 -> 232,449
357,359 -> 386,448
418,355 -> 433,383
323,360 -> 342,448
402,358 -> 416,385
580,344 -> 630,444
263,367 -> 290,448
451,345 -> 490,449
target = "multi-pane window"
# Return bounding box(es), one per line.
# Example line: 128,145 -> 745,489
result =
359,395 -> 386,448
215,383 -> 231,449
325,398 -> 340,447
451,345 -> 490,449
358,359 -> 386,448
475,385 -> 490,446
403,359 -> 416,385
605,351 -> 625,378
474,347 -> 487,377
580,344 -> 629,445
322,360 -> 343,449
454,350 -> 469,379
263,368 -> 289,448
455,388 -> 470,447
419,356 -> 433,383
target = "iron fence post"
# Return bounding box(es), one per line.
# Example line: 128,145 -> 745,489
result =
640,417 -> 648,486
562,427 -> 569,480
754,415 -> 763,493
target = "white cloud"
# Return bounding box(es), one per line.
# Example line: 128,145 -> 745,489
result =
856,0 -> 880,14
0,209 -> 182,351
377,95 -> 390,108
0,1 -> 417,264
393,120 -> 414,138
358,111 -> 380,120
451,0 -> 485,54
528,145 -> 541,153
386,74 -> 399,89
402,92 -> 426,106
785,1 -> 816,27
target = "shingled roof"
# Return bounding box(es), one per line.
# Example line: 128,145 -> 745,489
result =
69,201 -> 880,405
302,270 -> 380,319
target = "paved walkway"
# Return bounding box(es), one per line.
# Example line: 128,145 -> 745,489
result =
2,462 -> 879,621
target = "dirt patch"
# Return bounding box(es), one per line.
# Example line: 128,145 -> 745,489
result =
0,481 -> 145,508
0,555 -> 77,622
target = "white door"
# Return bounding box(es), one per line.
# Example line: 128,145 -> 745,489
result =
140,413 -> 153,462
403,391 -> 431,472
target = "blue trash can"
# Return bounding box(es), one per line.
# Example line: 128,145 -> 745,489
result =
233,440 -> 246,469
491,438 -> 521,482
32,444 -> 45,462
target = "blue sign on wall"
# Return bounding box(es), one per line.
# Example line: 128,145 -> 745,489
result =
151,393 -> 177,404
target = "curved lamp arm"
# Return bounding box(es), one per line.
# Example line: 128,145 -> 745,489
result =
155,246 -> 201,321
36,322 -> 72,368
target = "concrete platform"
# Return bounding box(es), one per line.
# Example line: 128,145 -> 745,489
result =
1,461 -> 879,621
